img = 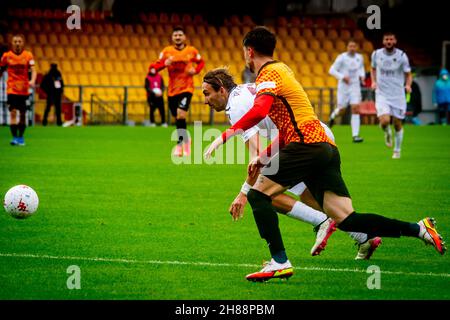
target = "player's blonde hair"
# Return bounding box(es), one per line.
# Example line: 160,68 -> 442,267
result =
203,67 -> 237,92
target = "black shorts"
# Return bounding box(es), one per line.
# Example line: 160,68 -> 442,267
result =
262,142 -> 350,208
7,94 -> 29,112
168,92 -> 192,117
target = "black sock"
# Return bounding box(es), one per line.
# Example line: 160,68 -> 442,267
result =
176,119 -> 187,144
17,123 -> 26,138
247,189 -> 286,260
338,212 -> 420,238
10,124 -> 18,137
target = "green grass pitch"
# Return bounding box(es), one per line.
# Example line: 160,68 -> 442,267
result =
0,124 -> 449,300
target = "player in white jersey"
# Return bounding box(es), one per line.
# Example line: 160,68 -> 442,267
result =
371,32 -> 412,159
328,40 -> 365,143
202,68 -> 381,260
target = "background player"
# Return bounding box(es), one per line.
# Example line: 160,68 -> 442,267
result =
371,31 -> 412,159
328,39 -> 365,143
149,26 -> 204,156
205,27 -> 445,282
202,67 -> 380,259
0,34 -> 36,146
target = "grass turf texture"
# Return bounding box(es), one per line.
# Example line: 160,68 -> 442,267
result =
0,124 -> 449,300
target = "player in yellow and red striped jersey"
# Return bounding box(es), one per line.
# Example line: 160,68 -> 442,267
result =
149,26 -> 204,157
205,26 -> 445,282
0,34 -> 36,146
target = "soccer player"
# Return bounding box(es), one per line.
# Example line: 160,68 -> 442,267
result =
328,39 -> 365,143
149,26 -> 205,156
371,32 -> 412,159
202,68 -> 379,259
0,34 -> 36,146
205,27 -> 446,282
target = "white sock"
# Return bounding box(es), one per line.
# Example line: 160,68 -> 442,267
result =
347,232 -> 368,244
394,128 -> 403,152
286,201 -> 327,227
330,107 -> 341,120
351,114 -> 360,137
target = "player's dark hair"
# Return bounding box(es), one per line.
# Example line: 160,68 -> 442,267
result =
203,68 -> 237,92
11,34 -> 25,42
347,38 -> 357,45
242,26 -> 276,57
172,26 -> 185,34
383,31 -> 396,38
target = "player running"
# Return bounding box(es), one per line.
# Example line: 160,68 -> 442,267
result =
371,32 -> 412,159
149,26 -> 205,157
0,34 -> 36,146
328,39 -> 365,143
202,68 -> 380,259
205,27 -> 446,282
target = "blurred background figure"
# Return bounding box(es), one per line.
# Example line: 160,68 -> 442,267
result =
432,68 -> 450,125
241,66 -> 256,84
406,70 -> 422,125
145,67 -> 166,127
41,63 -> 64,126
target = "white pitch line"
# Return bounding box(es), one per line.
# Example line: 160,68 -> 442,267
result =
1,252 -> 449,278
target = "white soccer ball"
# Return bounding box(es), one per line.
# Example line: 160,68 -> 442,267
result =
3,185 -> 39,219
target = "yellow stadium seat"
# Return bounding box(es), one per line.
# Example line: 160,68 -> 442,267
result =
116,48 -> 127,60
82,60 -> 93,72
93,23 -> 104,34
290,28 -> 301,39
129,35 -> 140,48
91,61 -> 102,73
315,29 -> 326,40
80,34 -> 89,46
277,27 -> 288,39
207,26 -> 218,36
202,37 -> 213,49
221,50 -> 232,62
340,29 -> 351,41
113,24 -> 124,34
78,73 -> 91,85
103,61 -> 113,73
38,34 -> 48,44
312,64 -> 325,76
110,35 -> 120,47
27,33 -> 37,45
328,29 -> 339,41
106,48 -> 117,60
72,60 -> 83,73
317,52 -> 330,65
353,29 -> 365,41
123,61 -> 134,73
335,40 -> 346,52
133,62 -> 146,74
362,41 -> 374,54
39,60 -> 50,73
300,76 -> 313,87
305,52 -> 317,63
99,35 -> 110,47
113,61 -> 125,73
302,28 -> 313,40
230,26 -> 241,38
60,61 -> 72,73
95,48 -> 107,60
149,37 -> 161,48
65,73 -> 79,86
86,48 -> 96,59
43,46 -> 55,58
99,74 -> 110,85
312,77 -> 325,87
284,39 -> 296,50
326,76 -> 337,87
292,51 -> 305,63
310,39 -> 321,51
298,64 -> 312,76
89,74 -> 100,85
322,39 -> 334,53
224,38 -> 236,49
55,47 -> 65,59
135,24 -> 145,35
33,46 -> 44,59
90,35 -> 100,47
279,51 -> 292,62
139,36 -> 151,48
59,34 -> 69,46
48,34 -> 58,45
119,35 -> 131,47
207,49 -> 220,63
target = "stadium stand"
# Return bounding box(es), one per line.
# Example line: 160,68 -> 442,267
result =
3,7 -> 380,124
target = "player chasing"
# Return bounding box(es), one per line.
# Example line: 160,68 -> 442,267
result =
0,34 -> 36,146
371,31 -> 412,159
149,26 -> 204,157
205,27 -> 446,282
202,68 -> 380,259
328,39 -> 365,143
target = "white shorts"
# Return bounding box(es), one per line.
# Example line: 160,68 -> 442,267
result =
287,182 -> 307,196
375,95 -> 407,119
337,87 -> 361,108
